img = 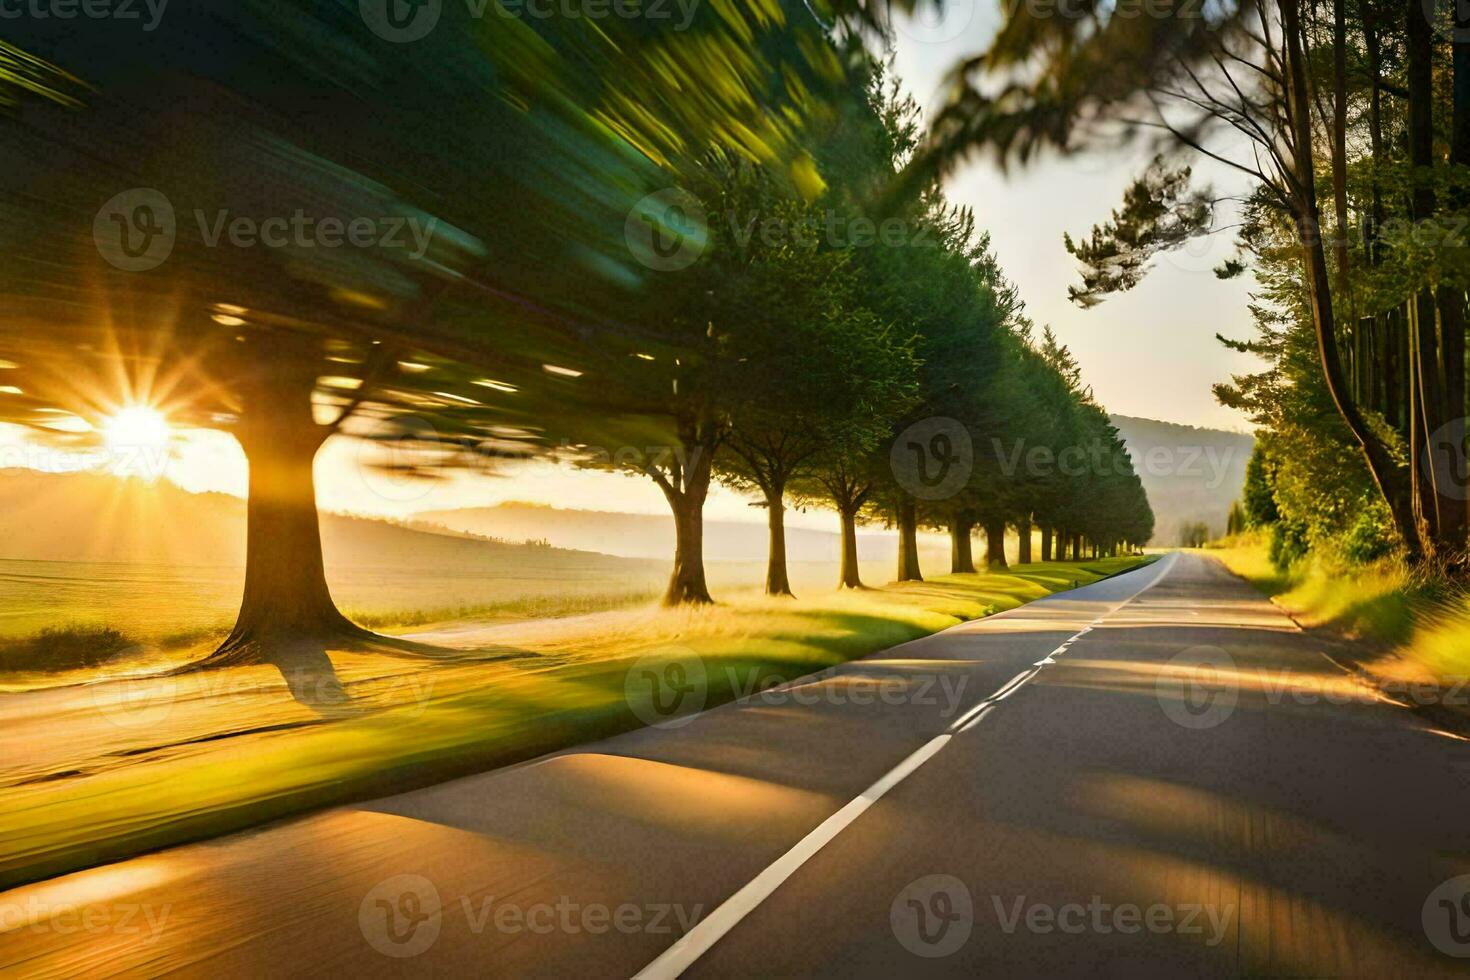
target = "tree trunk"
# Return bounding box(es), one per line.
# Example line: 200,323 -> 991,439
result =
950,514 -> 975,574
1330,0 -> 1350,293
764,490 -> 793,597
665,491 -> 713,605
658,433 -> 715,605
984,518 -> 1007,568
1040,524 -> 1053,562
1445,11 -> 1470,559
1410,293 -> 1445,547
200,352 -> 366,672
896,497 -> 923,582
1282,0 -> 1424,562
1407,4 -> 1462,558
838,507 -> 863,589
1071,534 -> 1081,561
1017,514 -> 1033,564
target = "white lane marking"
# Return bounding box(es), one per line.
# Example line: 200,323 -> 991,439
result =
957,704 -> 994,734
632,732 -> 954,980
632,555 -> 1177,980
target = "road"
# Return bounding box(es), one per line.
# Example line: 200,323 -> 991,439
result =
3,552 -> 1469,977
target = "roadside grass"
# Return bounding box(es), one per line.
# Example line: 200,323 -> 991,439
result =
1206,533 -> 1470,679
0,557 -> 1146,889
0,591 -> 663,679
348,589 -> 663,631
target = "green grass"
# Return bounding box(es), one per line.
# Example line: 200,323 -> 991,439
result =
0,557 -> 1146,889
1208,533 -> 1470,678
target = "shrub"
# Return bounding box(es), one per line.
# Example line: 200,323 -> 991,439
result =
0,625 -> 137,673
1341,507 -> 1396,565
1269,517 -> 1309,570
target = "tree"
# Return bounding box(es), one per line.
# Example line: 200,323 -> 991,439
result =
717,163 -> 917,597
898,0 -> 1469,565
0,0 -> 856,655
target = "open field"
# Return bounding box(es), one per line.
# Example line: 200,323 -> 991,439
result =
0,552 -> 923,653
0,556 -> 1145,889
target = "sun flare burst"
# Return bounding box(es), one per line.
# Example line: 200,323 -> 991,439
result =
102,405 -> 173,455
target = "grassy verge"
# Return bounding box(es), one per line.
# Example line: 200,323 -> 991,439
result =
1205,533 -> 1470,681
0,557 -> 1146,889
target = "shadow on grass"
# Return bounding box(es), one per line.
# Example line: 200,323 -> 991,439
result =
0,556 -> 1151,890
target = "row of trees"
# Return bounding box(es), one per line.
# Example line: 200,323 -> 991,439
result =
910,0 -> 1469,568
0,4 -> 1150,670
1209,1 -> 1468,570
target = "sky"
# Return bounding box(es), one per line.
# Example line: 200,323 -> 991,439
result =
3,3 -> 1266,527
888,2 -> 1263,435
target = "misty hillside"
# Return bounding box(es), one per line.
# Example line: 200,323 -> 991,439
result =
1110,415 -> 1255,545
0,469 -> 637,573
413,502 -> 910,562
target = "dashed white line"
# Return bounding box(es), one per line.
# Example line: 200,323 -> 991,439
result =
632,555 -> 1176,980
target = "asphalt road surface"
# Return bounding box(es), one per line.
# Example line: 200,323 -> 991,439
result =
4,552 -> 1470,977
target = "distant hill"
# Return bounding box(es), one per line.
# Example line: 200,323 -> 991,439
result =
413,502 -> 910,562
0,469 -> 635,573
1109,415 -> 1254,545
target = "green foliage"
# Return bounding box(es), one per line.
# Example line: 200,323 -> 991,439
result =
1063,158 -> 1214,308
1341,505 -> 1397,565
1226,500 -> 1246,536
1269,517 -> 1310,570
1242,444 -> 1279,527
0,626 -> 134,673
1179,521 -> 1210,548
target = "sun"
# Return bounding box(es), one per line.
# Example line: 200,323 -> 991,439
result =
102,406 -> 173,454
